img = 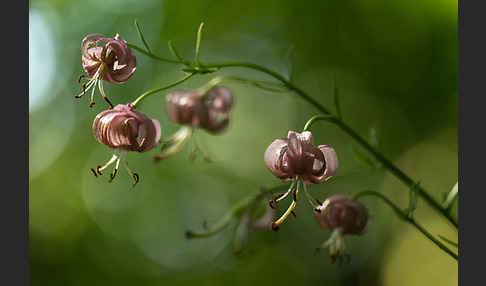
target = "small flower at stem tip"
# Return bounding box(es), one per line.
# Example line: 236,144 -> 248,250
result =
76,33 -> 136,108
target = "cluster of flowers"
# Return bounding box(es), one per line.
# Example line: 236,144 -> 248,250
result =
77,34 -> 234,184
77,33 -> 369,262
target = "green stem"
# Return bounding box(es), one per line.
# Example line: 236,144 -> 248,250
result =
127,43 -> 184,64
128,43 -> 458,229
303,114 -> 338,131
353,190 -> 458,261
131,73 -> 196,108
185,184 -> 290,239
197,75 -> 287,95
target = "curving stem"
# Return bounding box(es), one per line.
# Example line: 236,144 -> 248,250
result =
353,190 -> 458,261
127,25 -> 458,229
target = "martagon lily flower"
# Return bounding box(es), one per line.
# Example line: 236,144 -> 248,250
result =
313,194 -> 369,264
76,34 -> 136,108
264,131 -> 338,231
91,103 -> 161,185
154,86 -> 234,161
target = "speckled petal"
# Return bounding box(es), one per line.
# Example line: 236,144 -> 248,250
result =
264,138 -> 292,180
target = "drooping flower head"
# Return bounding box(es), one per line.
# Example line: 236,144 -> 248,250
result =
263,131 -> 338,231
76,34 -> 136,108
90,103 -> 161,185
155,86 -> 234,161
314,194 -> 368,235
313,194 -> 369,264
264,131 -> 338,184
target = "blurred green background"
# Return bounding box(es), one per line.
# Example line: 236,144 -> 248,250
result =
29,0 -> 458,285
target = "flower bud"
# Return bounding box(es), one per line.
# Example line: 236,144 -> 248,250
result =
264,131 -> 338,184
165,91 -> 209,127
201,86 -> 234,134
92,103 -> 161,152
165,86 -> 234,134
314,194 -> 369,235
82,34 -> 136,83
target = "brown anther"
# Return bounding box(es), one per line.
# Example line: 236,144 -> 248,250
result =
291,211 -> 297,218
89,101 -> 95,108
90,168 -> 98,177
268,200 -> 276,209
271,222 -> 280,232
132,173 -> 139,186
96,165 -> 103,175
78,74 -> 86,83
108,169 -> 117,182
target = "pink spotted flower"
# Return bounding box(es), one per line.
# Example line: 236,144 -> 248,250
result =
76,34 -> 136,108
313,194 -> 369,263
263,131 -> 338,231
90,103 -> 161,185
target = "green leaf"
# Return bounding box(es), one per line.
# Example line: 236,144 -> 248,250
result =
134,19 -> 151,53
194,22 -> 205,66
168,40 -> 184,63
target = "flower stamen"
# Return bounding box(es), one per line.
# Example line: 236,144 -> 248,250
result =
268,180 -> 295,209
97,72 -> 114,109
123,160 -> 140,186
271,183 -> 299,231
92,153 -> 119,176
108,156 -> 121,183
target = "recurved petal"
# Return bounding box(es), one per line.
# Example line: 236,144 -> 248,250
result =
82,34 -> 106,60
319,144 -> 338,179
105,114 -> 139,149
92,108 -> 120,146
264,138 -> 292,180
308,145 -> 338,183
135,112 -> 161,152
102,35 -> 136,83
82,47 -> 103,76
103,54 -> 136,83
287,131 -> 303,160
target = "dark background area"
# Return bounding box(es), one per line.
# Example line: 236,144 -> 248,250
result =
29,0 -> 457,285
